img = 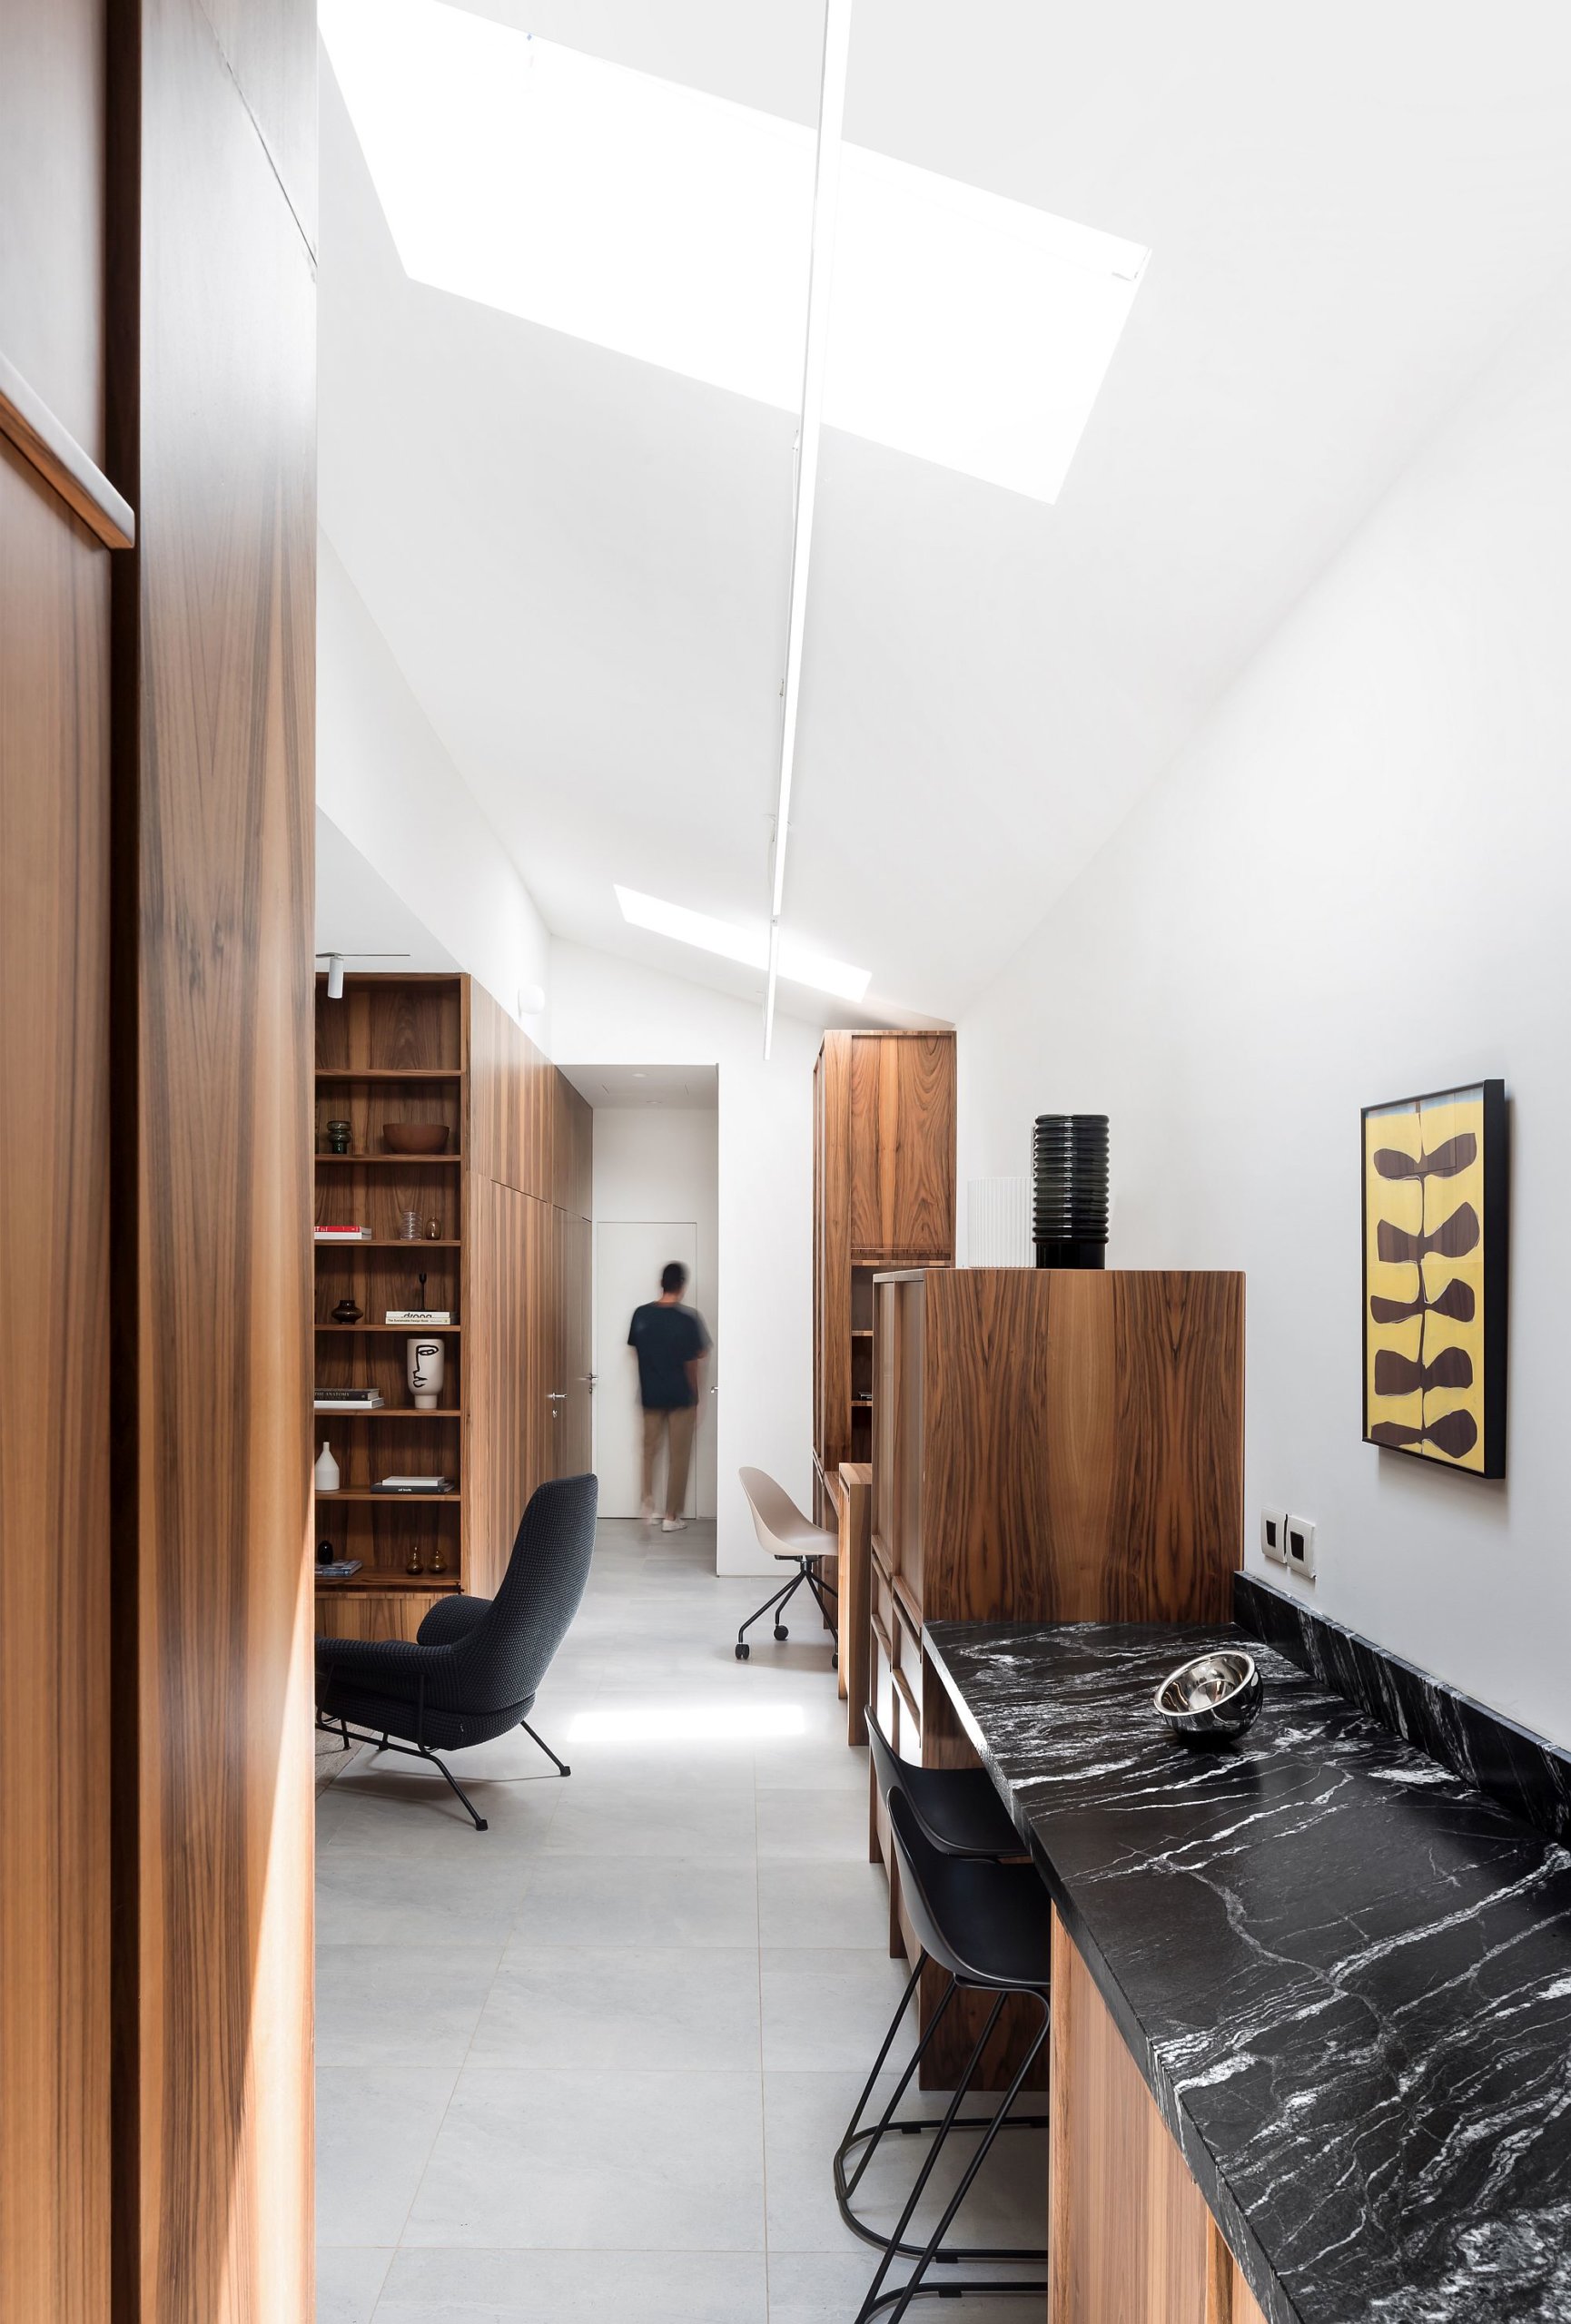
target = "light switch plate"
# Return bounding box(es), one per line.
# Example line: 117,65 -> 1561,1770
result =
1260,1508 -> 1289,1566
1285,1514 -> 1317,1580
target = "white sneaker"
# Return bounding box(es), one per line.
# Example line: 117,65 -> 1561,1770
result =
640,1499 -> 657,1525
661,1515 -> 687,1532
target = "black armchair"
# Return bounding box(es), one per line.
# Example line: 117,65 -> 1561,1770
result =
315,1472 -> 598,1829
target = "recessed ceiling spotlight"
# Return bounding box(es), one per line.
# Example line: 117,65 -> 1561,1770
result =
615,885 -> 869,1003
319,0 -> 1149,503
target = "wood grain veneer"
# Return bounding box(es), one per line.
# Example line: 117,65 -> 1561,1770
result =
0,29 -> 114,2312
846,1031 -> 955,1257
1049,1909 -> 1212,2323
110,1 -> 318,2313
813,1030 -> 953,1553
552,1076 -> 593,1221
0,441 -> 113,2324
465,1174 -> 534,1600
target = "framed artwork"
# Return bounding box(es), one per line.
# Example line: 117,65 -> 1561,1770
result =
1361,1079 -> 1507,1476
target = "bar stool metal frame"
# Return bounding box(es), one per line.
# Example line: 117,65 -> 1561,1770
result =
837,1715 -> 1050,2315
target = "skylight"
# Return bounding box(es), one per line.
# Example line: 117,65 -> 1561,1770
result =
615,886 -> 871,1003
318,0 -> 1149,502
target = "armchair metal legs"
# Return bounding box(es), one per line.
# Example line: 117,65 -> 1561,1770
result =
315,1714 -> 492,1831
735,1557 -> 839,1662
519,1717 -> 571,1777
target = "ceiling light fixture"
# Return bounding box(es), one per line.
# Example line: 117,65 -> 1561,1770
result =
314,949 -> 410,1000
318,0 -> 1149,503
765,0 -> 853,1062
615,884 -> 869,1004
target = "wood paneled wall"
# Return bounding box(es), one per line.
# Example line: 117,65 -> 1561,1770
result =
916,1268 -> 1244,1626
1049,1912 -> 1267,2324
1,6 -> 114,2318
109,0 -> 317,2317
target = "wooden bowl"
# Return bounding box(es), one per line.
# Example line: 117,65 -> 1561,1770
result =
381,1122 -> 450,1156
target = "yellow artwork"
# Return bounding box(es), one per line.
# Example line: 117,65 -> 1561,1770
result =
1362,1081 -> 1506,1476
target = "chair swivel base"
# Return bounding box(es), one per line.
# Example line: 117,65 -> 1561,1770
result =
735,1557 -> 837,1660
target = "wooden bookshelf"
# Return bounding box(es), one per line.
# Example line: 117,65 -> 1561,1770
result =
313,974 -> 467,1614
813,1031 -> 955,1513
313,970 -> 594,1639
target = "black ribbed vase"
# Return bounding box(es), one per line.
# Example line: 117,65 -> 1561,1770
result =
1033,1114 -> 1108,1269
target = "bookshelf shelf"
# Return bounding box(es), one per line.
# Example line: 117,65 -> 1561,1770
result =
315,1153 -> 462,1166
314,1323 -> 461,1334
316,1489 -> 461,1503
312,1407 -> 460,1420
315,1068 -> 460,1082
314,1239 -> 460,1250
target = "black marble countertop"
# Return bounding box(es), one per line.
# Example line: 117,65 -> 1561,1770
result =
923,1620 -> 1571,2324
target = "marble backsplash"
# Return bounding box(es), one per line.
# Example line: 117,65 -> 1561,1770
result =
1233,1571 -> 1571,1846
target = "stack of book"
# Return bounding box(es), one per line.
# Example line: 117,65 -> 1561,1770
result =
315,1223 -> 371,1243
314,1386 -> 385,1413
373,1474 -> 454,1494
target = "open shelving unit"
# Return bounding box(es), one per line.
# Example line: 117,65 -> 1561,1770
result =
313,973 -> 467,1614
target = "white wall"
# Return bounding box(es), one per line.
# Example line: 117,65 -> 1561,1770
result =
591,1106 -> 720,1519
317,529 -> 552,1034
552,942 -> 820,1574
957,277 -> 1571,1748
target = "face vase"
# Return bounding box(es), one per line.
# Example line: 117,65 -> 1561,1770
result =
407,1336 -> 444,1411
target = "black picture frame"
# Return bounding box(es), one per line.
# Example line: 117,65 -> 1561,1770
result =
1360,1078 -> 1507,1478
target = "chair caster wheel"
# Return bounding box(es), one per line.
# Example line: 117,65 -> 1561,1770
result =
774,1623 -> 789,1641
736,1642 -> 750,1660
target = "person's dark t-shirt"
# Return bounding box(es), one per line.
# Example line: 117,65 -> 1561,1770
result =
627,1301 -> 711,1410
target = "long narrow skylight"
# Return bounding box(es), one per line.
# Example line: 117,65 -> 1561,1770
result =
318,0 -> 1149,503
615,886 -> 870,1003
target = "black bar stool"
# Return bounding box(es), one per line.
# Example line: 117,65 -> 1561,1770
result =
852,1791 -> 1052,2321
835,1716 -> 1049,2307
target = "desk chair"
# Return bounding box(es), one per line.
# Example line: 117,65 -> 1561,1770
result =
735,1465 -> 838,1663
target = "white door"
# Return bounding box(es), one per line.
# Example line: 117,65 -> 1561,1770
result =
594,1221 -> 700,1517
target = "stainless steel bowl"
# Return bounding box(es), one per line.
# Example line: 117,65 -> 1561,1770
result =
1153,1649 -> 1262,1742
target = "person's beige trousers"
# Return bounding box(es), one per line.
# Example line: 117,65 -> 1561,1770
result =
641,1403 -> 697,1517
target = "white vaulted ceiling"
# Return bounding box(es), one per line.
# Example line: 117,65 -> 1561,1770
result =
317,1 -> 1571,1026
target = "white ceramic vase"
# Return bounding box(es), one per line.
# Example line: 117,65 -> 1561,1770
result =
314,1439 -> 341,1492
407,1335 -> 444,1412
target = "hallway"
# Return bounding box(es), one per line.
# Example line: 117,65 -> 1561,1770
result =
315,1520 -> 1042,2321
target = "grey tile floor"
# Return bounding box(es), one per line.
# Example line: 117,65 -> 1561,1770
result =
316,1519 -> 1043,2321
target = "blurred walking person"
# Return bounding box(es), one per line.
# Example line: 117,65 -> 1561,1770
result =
627,1259 -> 711,1531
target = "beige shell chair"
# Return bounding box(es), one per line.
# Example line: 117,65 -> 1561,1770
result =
735,1466 -> 838,1664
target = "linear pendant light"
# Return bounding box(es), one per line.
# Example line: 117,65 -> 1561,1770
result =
764,0 -> 854,1060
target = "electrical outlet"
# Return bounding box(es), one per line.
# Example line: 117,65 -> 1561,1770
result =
1285,1515 -> 1317,1580
1260,1508 -> 1289,1566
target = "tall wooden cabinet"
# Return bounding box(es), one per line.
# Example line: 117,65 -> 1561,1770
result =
869,1265 -> 1244,2082
313,973 -> 592,1640
813,1030 -> 955,1513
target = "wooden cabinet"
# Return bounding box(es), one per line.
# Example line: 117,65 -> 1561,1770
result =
1050,1911 -> 1267,2324
870,1265 -> 1243,2079
314,974 -> 593,1635
814,1029 -> 954,1514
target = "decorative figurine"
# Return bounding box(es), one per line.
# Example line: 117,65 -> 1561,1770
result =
316,1538 -> 335,1567
324,1118 -> 351,1154
407,1335 -> 445,1411
331,1297 -> 363,1324
314,1441 -> 341,1492
406,1545 -> 423,1576
425,1217 -> 442,1240
430,1542 -> 448,1575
